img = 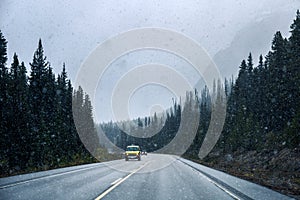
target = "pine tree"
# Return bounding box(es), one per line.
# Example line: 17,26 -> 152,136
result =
137,117 -> 143,127
54,64 -> 70,163
246,53 -> 255,114
252,54 -> 267,145
265,31 -> 289,133
83,94 -> 99,154
66,79 -> 78,156
8,54 -> 30,170
0,30 -> 9,173
0,30 -> 7,67
185,86 -> 210,157
288,10 -> 300,116
283,10 -> 300,148
144,117 -> 148,127
234,60 -> 248,116
73,86 -> 99,158
28,39 -> 50,167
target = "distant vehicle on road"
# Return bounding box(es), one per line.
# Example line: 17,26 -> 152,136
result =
125,145 -> 141,161
141,150 -> 147,156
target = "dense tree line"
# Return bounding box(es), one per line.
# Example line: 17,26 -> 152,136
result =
2,11 -> 299,176
101,11 -> 300,157
99,101 -> 182,152
188,10 -> 300,156
0,35 -> 98,176
219,10 -> 300,152
188,11 -> 299,156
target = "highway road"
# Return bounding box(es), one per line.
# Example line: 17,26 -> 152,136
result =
0,154 -> 293,200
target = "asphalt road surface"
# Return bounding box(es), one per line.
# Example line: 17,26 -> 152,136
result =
0,154 -> 294,200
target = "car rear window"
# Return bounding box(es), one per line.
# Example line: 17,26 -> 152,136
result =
126,147 -> 139,151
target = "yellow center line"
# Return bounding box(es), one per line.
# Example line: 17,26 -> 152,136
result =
95,161 -> 150,200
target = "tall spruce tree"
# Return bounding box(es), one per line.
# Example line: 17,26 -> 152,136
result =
284,10 -> 300,147
8,54 -> 30,170
288,10 -> 300,114
267,31 -> 289,132
28,39 -> 50,167
73,86 -> 99,158
0,30 -> 9,173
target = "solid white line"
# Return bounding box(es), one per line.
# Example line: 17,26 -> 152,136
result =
194,169 -> 240,200
110,178 -> 122,185
95,161 -> 150,200
0,164 -> 103,189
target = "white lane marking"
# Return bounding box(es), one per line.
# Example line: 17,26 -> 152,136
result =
0,164 -> 104,189
95,161 -> 150,200
110,178 -> 122,185
193,169 -> 240,200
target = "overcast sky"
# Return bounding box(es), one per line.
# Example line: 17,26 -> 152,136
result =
1,0 -> 299,122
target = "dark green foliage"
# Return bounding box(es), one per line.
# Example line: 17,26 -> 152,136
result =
1,10 -> 299,175
220,10 -> 300,153
137,117 -> 143,127
184,87 -> 211,157
0,31 -> 9,173
288,10 -> 300,121
185,13 -> 299,157
101,11 -> 300,158
100,101 -> 182,152
0,36 -> 98,176
283,108 -> 300,148
7,54 -> 30,170
0,30 -> 7,67
73,89 -> 100,156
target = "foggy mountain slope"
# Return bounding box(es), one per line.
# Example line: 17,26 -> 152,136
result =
214,11 -> 295,78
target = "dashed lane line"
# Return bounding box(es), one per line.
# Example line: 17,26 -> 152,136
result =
95,161 -> 150,200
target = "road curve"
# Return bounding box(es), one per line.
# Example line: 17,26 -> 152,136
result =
0,154 -> 293,200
